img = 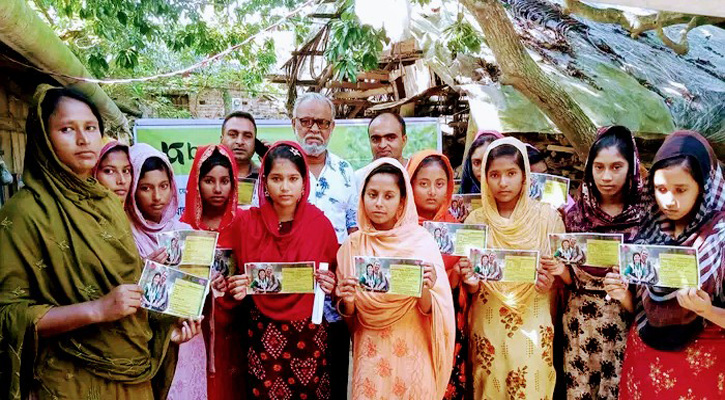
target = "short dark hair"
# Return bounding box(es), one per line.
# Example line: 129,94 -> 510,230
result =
40,87 -> 105,135
368,112 -> 406,136
222,111 -> 257,136
200,148 -> 234,182
140,156 -> 171,181
526,145 -> 546,165
485,144 -> 525,174
362,163 -> 407,199
263,144 -> 307,179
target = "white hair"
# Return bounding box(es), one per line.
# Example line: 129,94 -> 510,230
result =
292,92 -> 336,120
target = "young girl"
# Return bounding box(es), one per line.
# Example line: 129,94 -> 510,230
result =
608,131 -> 725,398
181,144 -> 242,400
554,126 -> 645,399
460,137 -> 563,399
407,150 -> 470,399
459,130 -> 503,194
126,143 -> 205,399
93,140 -> 132,205
0,85 -> 197,400
221,141 -> 339,399
336,158 -> 455,399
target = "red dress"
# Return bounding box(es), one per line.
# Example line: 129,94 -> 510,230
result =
181,144 -> 244,400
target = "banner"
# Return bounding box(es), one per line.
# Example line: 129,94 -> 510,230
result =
134,118 -> 441,215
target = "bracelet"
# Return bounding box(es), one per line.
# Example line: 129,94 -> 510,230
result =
335,298 -> 354,318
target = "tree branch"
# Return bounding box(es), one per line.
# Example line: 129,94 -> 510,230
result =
563,0 -> 725,49
463,0 -> 596,159
32,0 -> 55,26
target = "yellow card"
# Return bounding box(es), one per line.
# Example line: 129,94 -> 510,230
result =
542,180 -> 567,208
586,239 -> 621,268
281,265 -> 315,293
238,180 -> 255,205
179,265 -> 211,279
503,255 -> 537,283
657,253 -> 699,288
471,197 -> 483,210
167,278 -> 206,318
180,235 -> 217,265
389,264 -> 423,297
454,229 -> 487,256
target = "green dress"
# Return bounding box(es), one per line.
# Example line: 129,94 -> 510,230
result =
0,85 -> 177,400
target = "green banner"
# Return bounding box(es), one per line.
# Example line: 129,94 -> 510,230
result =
134,118 -> 441,174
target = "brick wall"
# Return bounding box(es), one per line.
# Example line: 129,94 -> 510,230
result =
188,89 -> 287,119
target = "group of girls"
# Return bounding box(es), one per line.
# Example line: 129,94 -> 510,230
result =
0,85 -> 722,400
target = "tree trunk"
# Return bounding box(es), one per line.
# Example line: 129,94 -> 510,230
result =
462,0 -> 596,159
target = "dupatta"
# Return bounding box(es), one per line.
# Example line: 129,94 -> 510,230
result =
459,130 -> 504,194
565,126 -> 646,241
406,149 -> 458,225
232,141 -> 339,321
633,131 -> 725,350
126,143 -> 188,258
336,157 -> 455,400
0,85 -> 176,399
465,137 -> 564,314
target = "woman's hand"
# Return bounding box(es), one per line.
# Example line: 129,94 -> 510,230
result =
603,268 -> 629,302
677,288 -> 712,316
211,274 -> 228,293
93,284 -> 142,323
148,247 -> 168,264
227,274 -> 251,301
335,277 -> 358,305
459,257 -> 479,288
421,262 -> 438,291
541,255 -> 572,285
170,317 -> 203,344
535,268 -> 554,293
315,270 -> 336,295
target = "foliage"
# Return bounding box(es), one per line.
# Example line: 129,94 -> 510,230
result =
324,0 -> 388,82
442,14 -> 483,57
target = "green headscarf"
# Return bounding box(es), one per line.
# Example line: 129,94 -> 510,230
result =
0,85 -> 176,399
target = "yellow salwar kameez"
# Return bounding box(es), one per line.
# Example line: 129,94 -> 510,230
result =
464,138 -> 565,400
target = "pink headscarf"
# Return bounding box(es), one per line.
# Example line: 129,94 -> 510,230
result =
125,143 -> 189,258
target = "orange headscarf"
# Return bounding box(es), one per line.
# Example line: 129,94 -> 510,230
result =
337,157 -> 455,400
406,150 -> 458,225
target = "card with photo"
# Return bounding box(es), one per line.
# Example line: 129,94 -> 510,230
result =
529,173 -> 570,209
619,244 -> 699,288
423,221 -> 488,256
212,248 -> 236,278
156,230 -> 219,267
468,248 -> 539,283
449,194 -> 483,223
245,262 -> 316,294
549,233 -> 624,268
354,256 -> 423,298
138,260 -> 209,319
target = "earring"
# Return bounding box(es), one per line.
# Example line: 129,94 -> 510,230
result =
264,188 -> 270,197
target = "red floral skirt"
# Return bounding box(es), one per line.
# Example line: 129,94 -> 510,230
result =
245,302 -> 331,400
619,323 -> 725,400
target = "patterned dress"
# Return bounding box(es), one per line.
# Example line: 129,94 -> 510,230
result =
469,287 -> 556,400
561,268 -> 630,400
245,301 -> 331,400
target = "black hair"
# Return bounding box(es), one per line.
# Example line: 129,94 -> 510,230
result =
362,163 -> 407,199
263,144 -> 307,178
527,145 -> 546,165
40,87 -> 105,135
485,144 -> 525,174
633,252 -> 641,261
100,146 -> 129,164
199,148 -> 234,182
222,111 -> 257,135
650,155 -> 706,199
368,112 -> 406,136
413,155 -> 451,181
585,126 -> 636,200
140,156 -> 172,181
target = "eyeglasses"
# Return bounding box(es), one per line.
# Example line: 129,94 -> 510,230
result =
296,117 -> 332,129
